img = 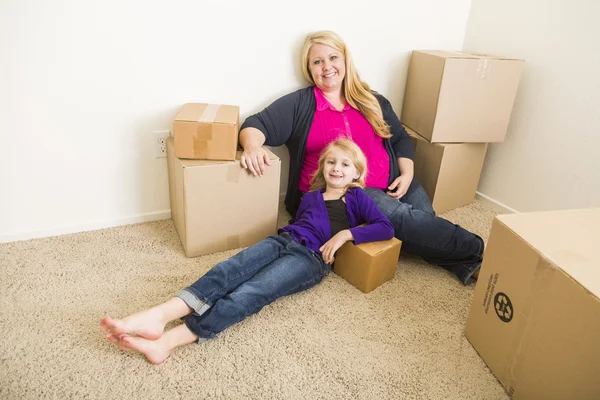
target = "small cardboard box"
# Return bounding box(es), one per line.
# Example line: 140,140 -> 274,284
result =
173,103 -> 239,160
465,209 -> 600,399
401,50 -> 523,143
333,238 -> 402,293
167,138 -> 281,257
406,126 -> 487,214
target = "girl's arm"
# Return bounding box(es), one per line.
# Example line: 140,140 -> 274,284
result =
349,189 -> 395,244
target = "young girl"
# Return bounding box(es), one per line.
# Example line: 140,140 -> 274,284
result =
100,139 -> 393,364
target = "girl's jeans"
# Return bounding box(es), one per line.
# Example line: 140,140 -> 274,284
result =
177,232 -> 329,342
365,178 -> 484,285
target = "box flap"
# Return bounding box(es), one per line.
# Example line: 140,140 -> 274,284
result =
175,103 -> 239,124
415,50 -> 522,61
497,209 -> 600,298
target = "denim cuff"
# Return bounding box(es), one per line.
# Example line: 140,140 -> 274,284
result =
177,289 -> 211,316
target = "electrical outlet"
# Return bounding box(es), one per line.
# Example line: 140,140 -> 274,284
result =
152,130 -> 171,158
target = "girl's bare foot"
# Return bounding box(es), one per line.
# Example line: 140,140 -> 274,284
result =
116,323 -> 199,365
100,310 -> 165,340
100,297 -> 193,340
117,335 -> 172,365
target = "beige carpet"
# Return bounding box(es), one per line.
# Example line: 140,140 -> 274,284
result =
0,200 -> 508,400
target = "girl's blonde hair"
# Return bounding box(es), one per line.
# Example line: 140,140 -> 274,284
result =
309,139 -> 368,192
301,30 -> 391,139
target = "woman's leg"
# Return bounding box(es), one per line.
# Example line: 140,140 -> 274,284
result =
184,241 -> 327,342
364,188 -> 484,285
400,177 -> 435,215
100,297 -> 193,340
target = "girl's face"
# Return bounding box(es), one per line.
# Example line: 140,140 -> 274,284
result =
307,43 -> 345,92
322,147 -> 359,190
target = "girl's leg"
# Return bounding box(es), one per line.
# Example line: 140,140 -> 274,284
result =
185,242 -> 328,341
100,297 -> 192,340
177,235 -> 290,315
116,323 -> 198,365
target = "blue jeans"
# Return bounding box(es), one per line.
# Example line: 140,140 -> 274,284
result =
176,232 -> 329,342
365,179 -> 484,285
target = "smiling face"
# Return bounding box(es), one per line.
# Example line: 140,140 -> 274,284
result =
307,43 -> 346,93
322,146 -> 359,190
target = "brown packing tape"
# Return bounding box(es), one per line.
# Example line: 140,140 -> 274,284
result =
227,164 -> 241,183
505,258 -> 557,392
227,235 -> 240,249
194,124 -> 212,156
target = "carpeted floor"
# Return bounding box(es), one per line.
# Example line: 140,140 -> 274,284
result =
0,200 -> 508,399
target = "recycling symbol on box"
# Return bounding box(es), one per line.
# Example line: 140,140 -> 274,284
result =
494,292 -> 513,323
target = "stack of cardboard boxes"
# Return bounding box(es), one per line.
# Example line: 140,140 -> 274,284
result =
167,103 -> 281,257
401,50 -> 524,214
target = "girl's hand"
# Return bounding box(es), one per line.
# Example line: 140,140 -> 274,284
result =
386,175 -> 413,199
240,146 -> 271,176
319,230 -> 353,264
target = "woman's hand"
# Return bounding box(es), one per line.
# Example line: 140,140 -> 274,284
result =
240,146 -> 271,176
319,229 -> 353,264
386,174 -> 413,199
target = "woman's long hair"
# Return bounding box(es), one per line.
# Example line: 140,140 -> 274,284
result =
301,30 -> 391,139
309,139 -> 368,192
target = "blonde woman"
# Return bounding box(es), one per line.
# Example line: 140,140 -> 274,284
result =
239,30 -> 484,285
101,140 -> 393,364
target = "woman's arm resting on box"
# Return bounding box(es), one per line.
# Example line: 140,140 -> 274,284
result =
240,127 -> 270,177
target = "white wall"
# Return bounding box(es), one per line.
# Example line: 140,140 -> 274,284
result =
464,0 -> 600,213
0,0 -> 473,242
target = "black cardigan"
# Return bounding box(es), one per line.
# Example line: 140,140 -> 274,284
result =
241,86 -> 414,217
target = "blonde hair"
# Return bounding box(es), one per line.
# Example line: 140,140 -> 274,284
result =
309,139 -> 368,192
301,30 -> 391,139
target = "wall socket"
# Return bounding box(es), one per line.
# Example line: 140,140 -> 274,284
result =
152,130 -> 171,158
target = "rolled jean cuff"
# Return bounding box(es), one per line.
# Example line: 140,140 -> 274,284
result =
177,288 -> 211,316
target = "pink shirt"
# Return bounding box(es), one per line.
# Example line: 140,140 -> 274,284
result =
298,87 -> 390,192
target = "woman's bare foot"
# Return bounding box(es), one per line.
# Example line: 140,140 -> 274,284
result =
100,297 -> 194,340
115,323 -> 200,365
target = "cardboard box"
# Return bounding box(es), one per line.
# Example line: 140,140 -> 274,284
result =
465,209 -> 600,399
333,238 -> 402,293
406,126 -> 488,214
173,103 -> 239,160
401,50 -> 523,143
167,138 -> 281,257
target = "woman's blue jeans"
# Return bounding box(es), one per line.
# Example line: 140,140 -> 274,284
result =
177,232 -> 329,342
364,178 -> 484,285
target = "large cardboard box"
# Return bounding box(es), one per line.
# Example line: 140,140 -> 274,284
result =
333,238 -> 402,293
401,50 -> 523,143
173,103 -> 239,160
406,126 -> 487,214
167,138 -> 281,257
465,209 -> 600,399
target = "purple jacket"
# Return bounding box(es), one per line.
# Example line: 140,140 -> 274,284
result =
279,187 -> 394,253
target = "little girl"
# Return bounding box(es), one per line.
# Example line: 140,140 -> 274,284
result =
100,139 -> 393,364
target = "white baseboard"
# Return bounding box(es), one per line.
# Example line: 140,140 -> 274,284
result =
1,210 -> 172,244
475,191 -> 519,214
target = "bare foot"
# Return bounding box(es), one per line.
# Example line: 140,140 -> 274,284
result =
100,309 -> 166,340
117,335 -> 171,365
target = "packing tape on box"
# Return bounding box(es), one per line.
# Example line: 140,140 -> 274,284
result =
477,58 -> 491,80
198,104 -> 220,123
194,124 -> 212,156
227,235 -> 240,249
506,259 -> 558,390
